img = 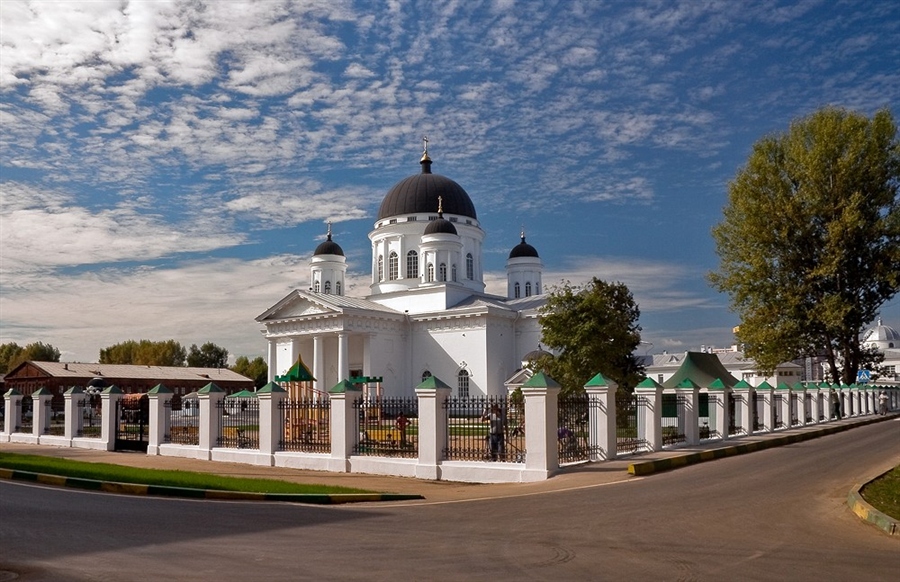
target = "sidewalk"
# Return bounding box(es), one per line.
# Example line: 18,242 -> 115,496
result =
1,414 -> 894,504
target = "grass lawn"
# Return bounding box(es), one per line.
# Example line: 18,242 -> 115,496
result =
861,465 -> 900,520
0,452 -> 372,495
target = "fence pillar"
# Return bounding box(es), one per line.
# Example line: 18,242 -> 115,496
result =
258,382 -> 287,461
673,379 -> 700,445
792,383 -> 807,426
867,387 -> 876,415
147,384 -> 173,455
705,379 -> 730,440
415,376 -> 452,479
328,380 -> 361,473
33,388 -> 53,437
635,378 -> 663,451
3,390 -> 23,437
584,373 -> 617,461
775,383 -> 792,429
198,382 -> 225,460
753,381 -> 772,432
99,386 -> 122,451
521,372 -> 561,479
732,381 -> 754,435
63,387 -> 85,440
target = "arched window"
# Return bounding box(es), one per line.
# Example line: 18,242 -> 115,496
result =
324,281 -> 331,294
451,264 -> 457,282
407,251 -> 419,279
377,255 -> 384,281
514,282 -> 521,299
314,280 -> 320,293
525,282 -> 532,297
336,281 -> 342,295
389,252 -> 399,280
422,370 -> 432,382
457,369 -> 470,399
466,253 -> 474,280
439,263 -> 447,282
427,263 -> 434,282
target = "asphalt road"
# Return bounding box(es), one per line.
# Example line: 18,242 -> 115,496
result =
2,419 -> 898,581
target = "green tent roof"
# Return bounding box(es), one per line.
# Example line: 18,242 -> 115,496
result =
661,352 -> 739,389
275,355 -> 315,383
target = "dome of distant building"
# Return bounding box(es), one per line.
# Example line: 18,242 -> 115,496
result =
863,319 -> 900,349
314,231 -> 344,256
377,152 -> 477,220
509,234 -> 539,259
523,345 -> 551,362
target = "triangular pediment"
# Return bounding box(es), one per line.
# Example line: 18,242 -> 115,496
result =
257,291 -> 340,322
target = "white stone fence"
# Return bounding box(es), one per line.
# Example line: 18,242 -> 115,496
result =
2,374 -> 897,484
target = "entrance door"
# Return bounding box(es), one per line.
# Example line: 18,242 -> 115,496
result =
115,395 -> 149,452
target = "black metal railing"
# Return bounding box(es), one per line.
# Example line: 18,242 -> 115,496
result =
774,394 -> 785,428
558,392 -> 600,463
280,398 -> 331,453
443,395 -> 525,463
615,391 -> 647,454
216,398 -> 259,449
728,393 -> 742,436
17,398 -> 32,434
354,397 -> 419,458
166,399 -> 200,445
45,398 -> 66,436
752,392 -> 764,432
661,394 -> 687,447
79,397 -> 101,438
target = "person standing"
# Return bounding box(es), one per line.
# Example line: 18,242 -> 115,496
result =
482,402 -> 505,461
878,391 -> 889,416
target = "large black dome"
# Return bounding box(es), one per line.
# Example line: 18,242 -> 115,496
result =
377,155 -> 477,220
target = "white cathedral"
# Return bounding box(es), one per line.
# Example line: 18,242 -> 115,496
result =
256,144 -> 547,397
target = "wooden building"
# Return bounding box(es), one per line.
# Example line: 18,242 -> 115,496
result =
2,361 -> 254,401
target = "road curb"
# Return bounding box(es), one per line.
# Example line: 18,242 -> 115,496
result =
847,471 -> 900,536
628,415 -> 892,476
0,467 -> 424,504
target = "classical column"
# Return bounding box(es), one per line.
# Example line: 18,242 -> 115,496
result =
337,332 -> 349,383
267,339 -> 278,382
313,335 -> 324,393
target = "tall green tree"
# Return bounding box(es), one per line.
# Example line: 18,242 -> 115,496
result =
0,341 -> 61,373
99,339 -> 187,366
231,355 -> 268,389
709,107 -> 900,384
187,342 -> 229,368
536,278 -> 644,394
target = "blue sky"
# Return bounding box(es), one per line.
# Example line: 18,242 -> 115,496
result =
1,0 -> 898,364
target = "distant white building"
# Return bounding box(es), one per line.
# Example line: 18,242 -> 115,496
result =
862,319 -> 900,385
643,318 -> 900,387
256,145 -> 546,397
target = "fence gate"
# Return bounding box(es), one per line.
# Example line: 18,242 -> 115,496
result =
115,394 -> 149,452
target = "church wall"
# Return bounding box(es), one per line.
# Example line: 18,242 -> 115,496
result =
484,317 -> 517,396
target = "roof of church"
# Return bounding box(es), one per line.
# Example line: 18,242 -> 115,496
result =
509,234 -> 539,258
424,215 -> 458,235
377,153 -> 477,220
661,351 -> 740,389
313,233 -> 344,256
